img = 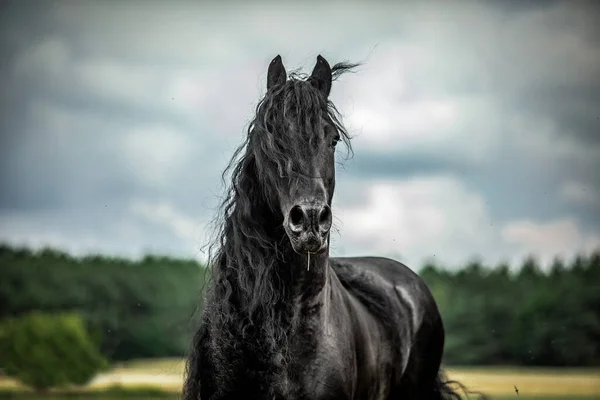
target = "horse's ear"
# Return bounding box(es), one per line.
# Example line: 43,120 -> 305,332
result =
267,55 -> 287,90
310,55 -> 332,97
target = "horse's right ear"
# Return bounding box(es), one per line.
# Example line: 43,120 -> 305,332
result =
267,55 -> 287,90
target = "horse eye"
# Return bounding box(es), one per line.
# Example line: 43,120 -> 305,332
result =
331,136 -> 340,148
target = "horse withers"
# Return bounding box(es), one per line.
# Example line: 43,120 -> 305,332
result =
183,55 -> 483,400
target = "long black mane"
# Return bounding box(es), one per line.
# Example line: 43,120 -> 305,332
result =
184,61 -> 359,398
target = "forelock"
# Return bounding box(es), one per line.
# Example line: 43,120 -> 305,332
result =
249,77 -> 328,180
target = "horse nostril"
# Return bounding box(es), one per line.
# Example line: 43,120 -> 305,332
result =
318,205 -> 332,232
289,205 -> 305,231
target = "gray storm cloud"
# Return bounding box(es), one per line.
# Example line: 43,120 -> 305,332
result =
1,0 -> 598,269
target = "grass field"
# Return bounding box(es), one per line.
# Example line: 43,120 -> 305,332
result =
0,396 -> 598,400
1,358 -> 599,399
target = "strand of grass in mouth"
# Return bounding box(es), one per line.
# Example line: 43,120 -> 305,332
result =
307,251 -> 311,271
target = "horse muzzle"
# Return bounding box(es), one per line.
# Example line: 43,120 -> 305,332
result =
285,202 -> 331,254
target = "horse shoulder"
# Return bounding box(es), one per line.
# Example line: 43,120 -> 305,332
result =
330,257 -> 441,372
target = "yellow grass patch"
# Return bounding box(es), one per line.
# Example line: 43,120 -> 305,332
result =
1,360 -> 599,396
446,367 -> 600,397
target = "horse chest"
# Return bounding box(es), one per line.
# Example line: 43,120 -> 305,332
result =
273,338 -> 353,400
271,358 -> 349,400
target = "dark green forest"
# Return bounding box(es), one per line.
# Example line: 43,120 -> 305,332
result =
1,244 -> 598,366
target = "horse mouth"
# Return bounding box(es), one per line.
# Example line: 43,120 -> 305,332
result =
288,234 -> 328,255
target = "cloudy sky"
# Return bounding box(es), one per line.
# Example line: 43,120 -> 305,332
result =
1,0 -> 599,270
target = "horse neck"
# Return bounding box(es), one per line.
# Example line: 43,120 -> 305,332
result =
225,203 -> 332,327
261,236 -> 332,347
284,248 -> 331,306
253,220 -> 332,313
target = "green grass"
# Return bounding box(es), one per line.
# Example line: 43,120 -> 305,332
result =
0,397 -> 175,400
0,386 -> 176,399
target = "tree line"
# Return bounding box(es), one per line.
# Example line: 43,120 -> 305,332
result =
420,253 -> 600,366
0,244 -> 206,361
0,244 -> 598,366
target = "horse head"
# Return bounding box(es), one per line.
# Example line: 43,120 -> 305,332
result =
250,54 -> 348,255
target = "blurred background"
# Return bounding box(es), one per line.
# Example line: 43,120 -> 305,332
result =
0,0 -> 599,399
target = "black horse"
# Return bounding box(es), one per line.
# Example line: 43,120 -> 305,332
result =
184,55 -> 483,400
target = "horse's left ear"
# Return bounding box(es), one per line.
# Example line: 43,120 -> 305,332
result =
310,55 -> 332,97
267,55 -> 287,90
